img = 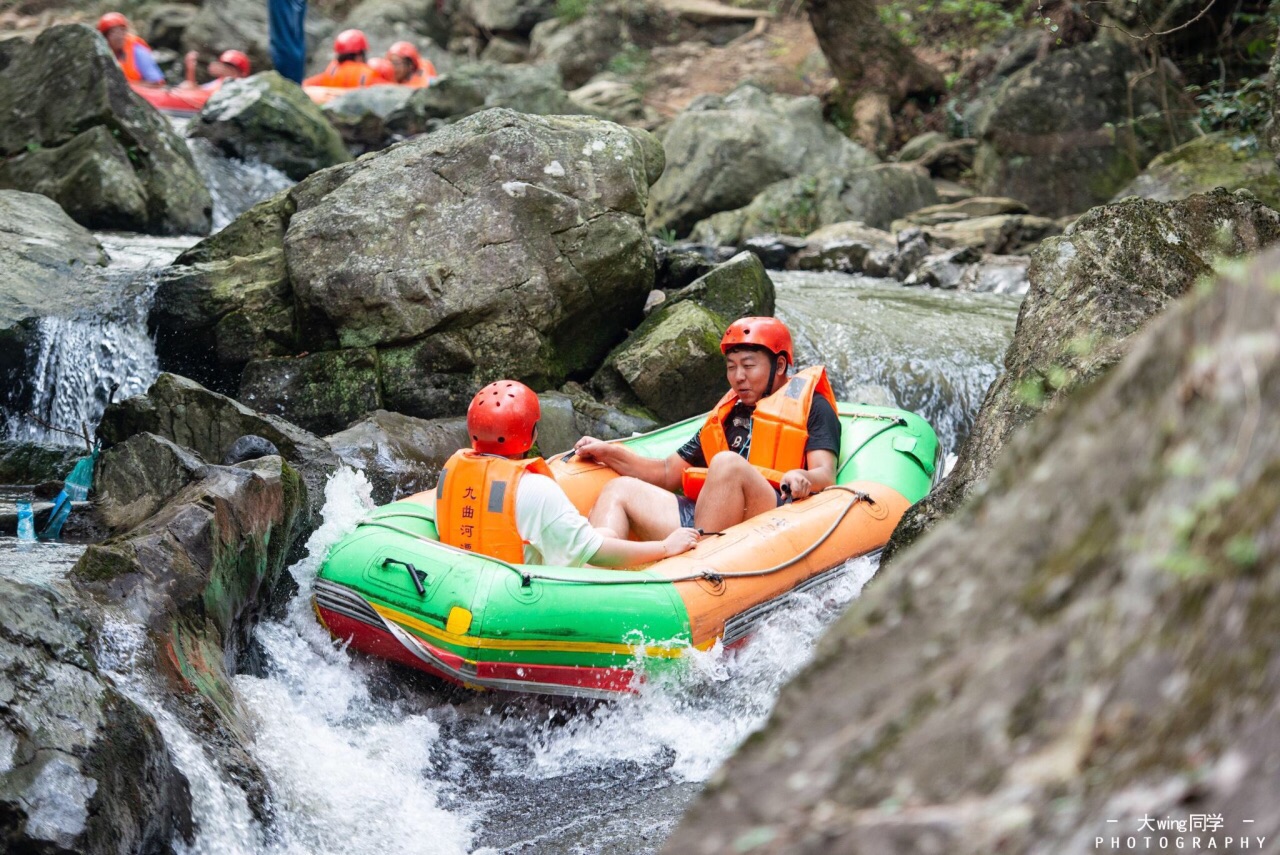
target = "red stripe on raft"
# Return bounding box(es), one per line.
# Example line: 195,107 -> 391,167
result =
317,606 -> 639,694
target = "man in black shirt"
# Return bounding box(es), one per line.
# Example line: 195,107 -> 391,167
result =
573,317 -> 841,540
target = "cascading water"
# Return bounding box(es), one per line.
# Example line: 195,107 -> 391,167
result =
185,137 -> 294,232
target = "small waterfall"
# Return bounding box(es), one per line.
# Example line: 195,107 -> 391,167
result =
185,137 -> 294,232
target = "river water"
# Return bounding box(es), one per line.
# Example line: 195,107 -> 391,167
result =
0,142 -> 1022,853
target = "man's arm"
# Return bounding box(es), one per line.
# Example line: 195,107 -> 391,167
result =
779,449 -> 837,500
134,43 -> 167,84
572,438 -> 690,492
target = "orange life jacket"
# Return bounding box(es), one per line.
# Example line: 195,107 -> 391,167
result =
115,33 -> 152,83
435,450 -> 556,563
401,68 -> 431,88
681,366 -> 838,501
303,60 -> 377,88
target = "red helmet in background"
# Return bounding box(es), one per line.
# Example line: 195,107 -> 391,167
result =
218,50 -> 251,76
720,317 -> 793,366
368,57 -> 395,82
96,12 -> 129,33
467,381 -> 540,456
387,40 -> 422,69
333,28 -> 369,55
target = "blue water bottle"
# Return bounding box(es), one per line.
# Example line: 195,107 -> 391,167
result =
16,502 -> 36,542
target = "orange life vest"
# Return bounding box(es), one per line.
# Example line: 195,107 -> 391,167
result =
435,450 -> 556,563
681,366 -> 838,501
400,68 -> 431,88
303,60 -> 377,88
115,33 -> 153,83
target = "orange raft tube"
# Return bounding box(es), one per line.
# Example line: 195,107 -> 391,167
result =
313,404 -> 941,698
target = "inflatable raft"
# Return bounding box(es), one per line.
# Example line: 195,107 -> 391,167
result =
129,82 -> 213,116
314,403 -> 940,698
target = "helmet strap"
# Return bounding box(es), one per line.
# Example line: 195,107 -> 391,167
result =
763,353 -> 785,398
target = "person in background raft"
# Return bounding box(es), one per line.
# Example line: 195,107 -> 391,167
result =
436,381 -> 701,567
180,49 -> 251,90
368,56 -> 396,83
268,0 -> 307,84
97,13 -> 165,85
385,40 -> 436,87
575,316 -> 841,537
303,29 -> 377,88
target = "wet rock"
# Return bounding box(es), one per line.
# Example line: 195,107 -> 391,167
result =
973,39 -> 1189,218
385,63 -> 590,136
886,189 -> 1280,561
898,213 -> 1061,255
95,432 -> 209,534
98,373 -> 336,535
664,248 -> 1280,855
0,578 -> 193,853
903,245 -> 982,289
647,85 -> 877,237
0,440 -> 83,485
325,409 -> 468,504
666,250 -> 775,320
0,25 -> 211,235
791,221 -> 897,275
593,300 -> 727,422
1114,133 -> 1280,210
655,244 -> 720,291
889,226 -> 931,280
239,348 -> 382,435
956,254 -> 1031,294
322,85 -> 418,152
222,435 -> 280,465
741,235 -> 807,270
189,72 -> 352,181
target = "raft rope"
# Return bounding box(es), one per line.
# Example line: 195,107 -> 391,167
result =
355,484 -> 875,589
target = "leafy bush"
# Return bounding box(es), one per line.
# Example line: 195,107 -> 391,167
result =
1189,77 -> 1271,136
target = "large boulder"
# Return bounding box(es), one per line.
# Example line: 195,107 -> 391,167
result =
665,250 -> 774,321
0,25 -> 211,235
1114,132 -> 1280,210
325,410 -> 468,505
156,110 -> 664,426
647,85 -> 878,237
529,13 -> 626,89
885,189 -> 1280,561
94,432 -> 210,534
664,247 -> 1280,855
973,38 -> 1190,218
239,348 -> 382,435
0,577 -> 193,853
188,72 -> 352,181
463,0 -> 555,34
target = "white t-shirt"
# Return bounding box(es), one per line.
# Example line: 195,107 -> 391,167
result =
515,473 -> 604,567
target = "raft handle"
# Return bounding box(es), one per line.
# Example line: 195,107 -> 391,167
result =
521,573 -> 533,588
383,557 -> 427,596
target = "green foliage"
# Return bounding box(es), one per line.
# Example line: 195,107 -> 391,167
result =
656,226 -> 678,245
877,0 -> 1028,50
608,45 -> 649,77
1187,77 -> 1271,138
555,0 -> 591,22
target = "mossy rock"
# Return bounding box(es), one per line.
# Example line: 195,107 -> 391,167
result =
1114,133 -> 1280,210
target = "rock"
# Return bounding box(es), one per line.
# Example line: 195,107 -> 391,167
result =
1113,133 -> 1280,210
222,435 -> 280,465
655,244 -> 720,291
896,131 -> 947,163
791,221 -> 898,275
885,189 -> 1280,561
900,196 -> 1029,225
97,373 -> 336,536
664,248 -> 1280,855
558,380 -> 660,438
643,289 -> 667,314
889,226 -> 931,280
0,440 -> 83,485
647,85 -> 878,237
569,77 -> 648,127
1270,41 -> 1280,161
840,163 -> 939,230
973,39 -> 1189,218
239,348 -> 383,435
146,4 -> 198,51
956,254 -> 1031,294
94,432 -> 209,534
325,410 -> 468,504
593,300 -> 727,422
0,577 -> 193,853
903,245 -> 982,289
480,36 -> 529,64
189,72 -> 352,181
464,0 -> 555,33
322,85 -> 419,152
915,138 -> 977,180
741,235 -> 807,270
529,13 -> 625,89
933,178 -> 977,203
896,213 -> 1061,255
667,250 -> 774,320
0,25 -> 211,235
384,63 -> 592,137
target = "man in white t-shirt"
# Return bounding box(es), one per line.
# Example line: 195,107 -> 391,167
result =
435,380 -> 700,567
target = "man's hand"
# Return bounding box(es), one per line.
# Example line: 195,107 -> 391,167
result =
779,469 -> 814,500
662,527 -> 701,557
573,436 -> 612,464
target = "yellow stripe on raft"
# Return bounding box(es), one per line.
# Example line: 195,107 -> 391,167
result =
369,602 -> 689,659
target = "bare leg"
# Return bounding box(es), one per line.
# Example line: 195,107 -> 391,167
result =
589,476 -> 682,540
693,452 -> 778,531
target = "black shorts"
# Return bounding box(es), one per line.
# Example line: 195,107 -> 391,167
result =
676,489 -> 787,528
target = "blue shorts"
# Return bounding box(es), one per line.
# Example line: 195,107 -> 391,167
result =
676,489 -> 786,528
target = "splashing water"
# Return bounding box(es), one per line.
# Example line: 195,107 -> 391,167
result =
185,137 -> 294,233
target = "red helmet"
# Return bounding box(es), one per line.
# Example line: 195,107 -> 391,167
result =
720,317 -> 793,365
218,50 -> 251,77
368,57 -> 395,82
96,12 -> 129,33
387,40 -> 422,69
467,380 -> 540,456
333,28 -> 368,55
